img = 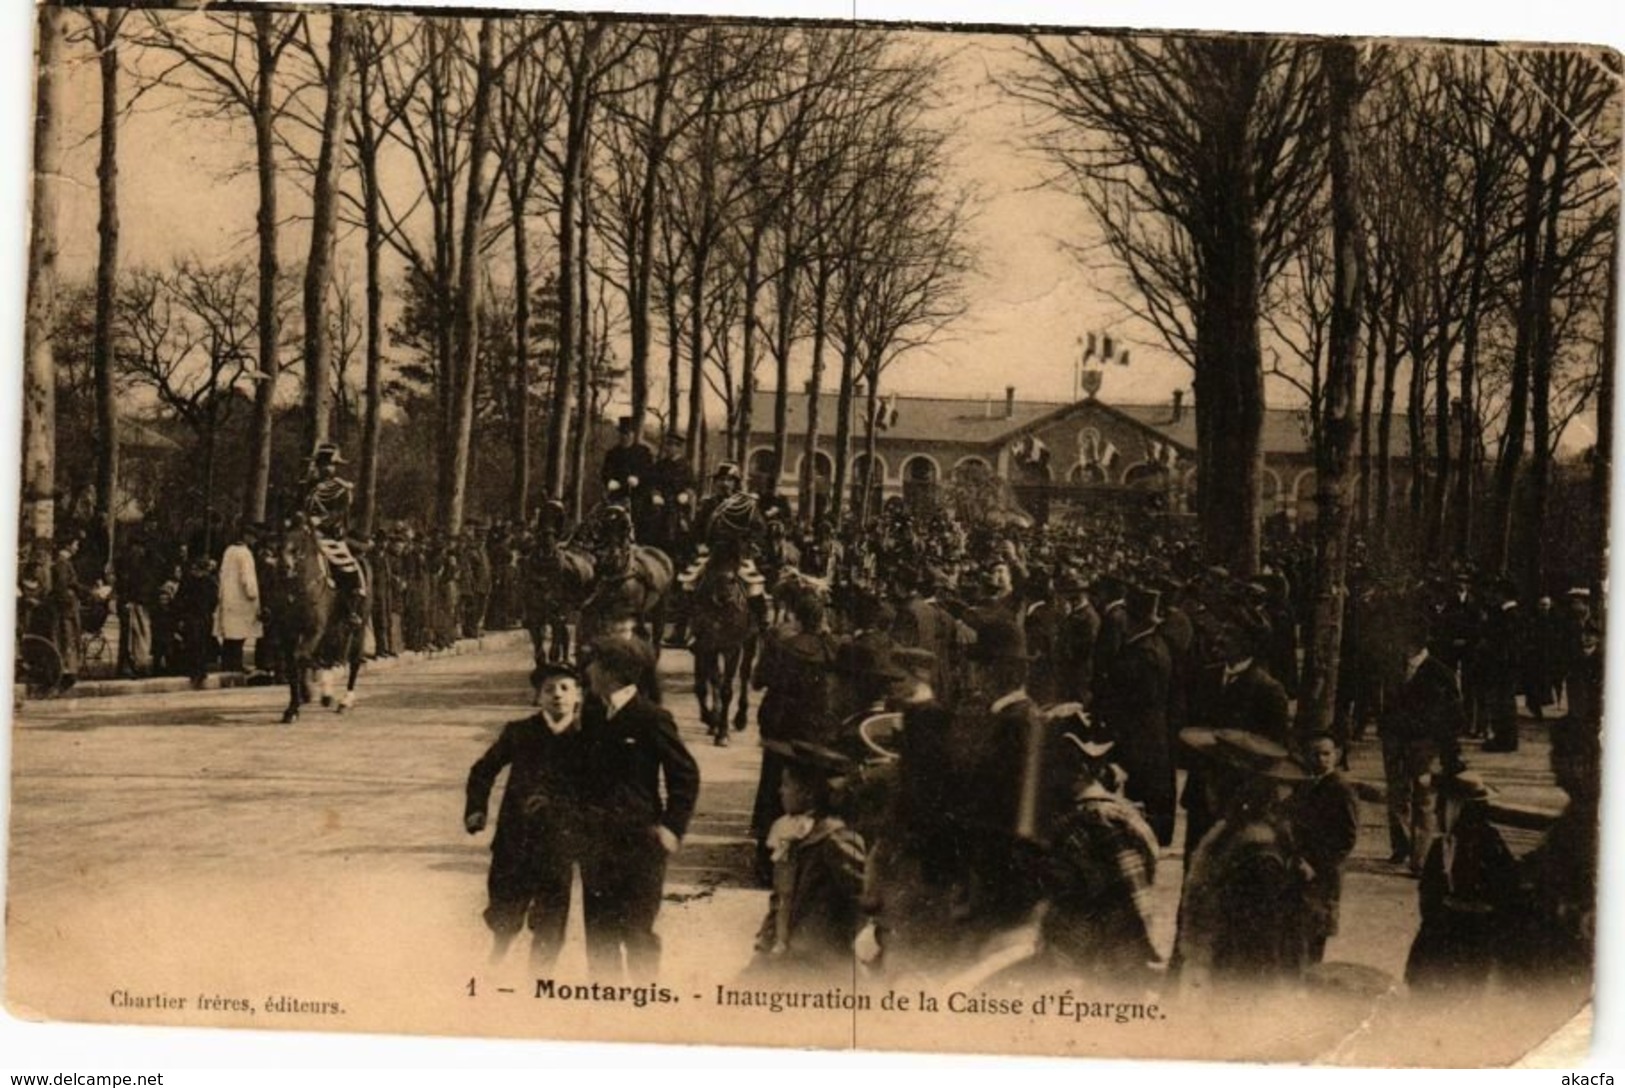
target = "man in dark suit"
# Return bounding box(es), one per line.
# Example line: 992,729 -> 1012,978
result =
580,635 -> 702,979
601,417 -> 655,515
1053,566 -> 1101,708
1380,625 -> 1465,873
1097,585 -> 1176,846
1180,625 -> 1291,856
1209,629 -> 1292,745
1433,571 -> 1483,735
1478,577 -> 1524,752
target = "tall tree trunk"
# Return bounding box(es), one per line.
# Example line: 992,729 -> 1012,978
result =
1193,87 -> 1265,576
831,287 -> 858,524
1376,291 -> 1401,546
509,186 -> 532,525
1453,212 -> 1488,560
1356,275 -> 1380,532
798,267 -> 832,526
572,159 -> 593,517
1298,41 -> 1365,737
735,219 -> 765,465
93,18 -> 122,566
302,11 -> 353,454
1525,128 -> 1571,592
1405,308 -> 1428,533
861,359 -> 881,524
770,220 -> 800,502
686,248 -> 708,475
1592,229 -> 1617,594
244,13 -> 282,524
1491,140 -> 1550,572
446,17 -> 495,533
24,5 -> 63,549
664,260 -> 681,441
547,125 -> 582,501
357,55 -> 385,542
627,60 -> 673,435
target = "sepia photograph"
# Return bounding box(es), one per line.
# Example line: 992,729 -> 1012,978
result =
2,0 -> 1621,1071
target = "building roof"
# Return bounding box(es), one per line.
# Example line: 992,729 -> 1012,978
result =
745,389 -> 1061,445
747,390 -> 1420,459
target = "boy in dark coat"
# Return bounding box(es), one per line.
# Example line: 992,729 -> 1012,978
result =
580,636 -> 702,980
465,661 -> 587,969
1290,732 -> 1361,963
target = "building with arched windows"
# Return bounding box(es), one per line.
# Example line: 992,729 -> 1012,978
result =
738,386 -> 1424,524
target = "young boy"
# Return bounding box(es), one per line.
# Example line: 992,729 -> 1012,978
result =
465,661 -> 586,968
1290,732 -> 1361,963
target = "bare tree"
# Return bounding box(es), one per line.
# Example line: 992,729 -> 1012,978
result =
1298,41 -> 1367,736
138,9 -> 311,524
24,5 -> 65,550
1013,34 -> 1327,575
298,12 -> 354,452
490,15 -> 561,524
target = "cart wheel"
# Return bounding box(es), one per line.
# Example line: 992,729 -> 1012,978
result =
18,634 -> 63,698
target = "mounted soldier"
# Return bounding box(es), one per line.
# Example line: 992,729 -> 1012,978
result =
647,431 -> 695,532
300,442 -> 366,627
680,462 -> 769,622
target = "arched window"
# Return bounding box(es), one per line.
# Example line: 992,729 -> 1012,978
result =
746,448 -> 777,496
1068,463 -> 1108,485
1294,469 -> 1318,523
902,455 -> 940,511
951,457 -> 993,483
851,453 -> 885,516
801,451 -> 835,520
1123,462 -> 1167,489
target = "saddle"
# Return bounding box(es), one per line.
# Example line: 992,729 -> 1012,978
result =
313,536 -> 368,596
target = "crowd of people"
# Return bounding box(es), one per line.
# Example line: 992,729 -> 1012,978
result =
17,451 -> 544,691
469,439 -> 1603,1001
18,428 -> 1601,1001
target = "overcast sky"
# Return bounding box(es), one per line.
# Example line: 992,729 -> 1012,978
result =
48,17 -> 1201,419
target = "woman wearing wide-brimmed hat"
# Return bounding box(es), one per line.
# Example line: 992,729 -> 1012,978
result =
1172,728 -> 1312,994
1404,762 -> 1520,995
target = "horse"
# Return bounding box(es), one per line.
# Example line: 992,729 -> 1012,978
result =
274,521 -> 365,724
688,542 -> 763,746
578,540 -> 674,654
521,535 -> 593,681
643,495 -> 695,646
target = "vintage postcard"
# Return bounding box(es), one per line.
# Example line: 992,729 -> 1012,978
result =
4,0 -> 1619,1068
